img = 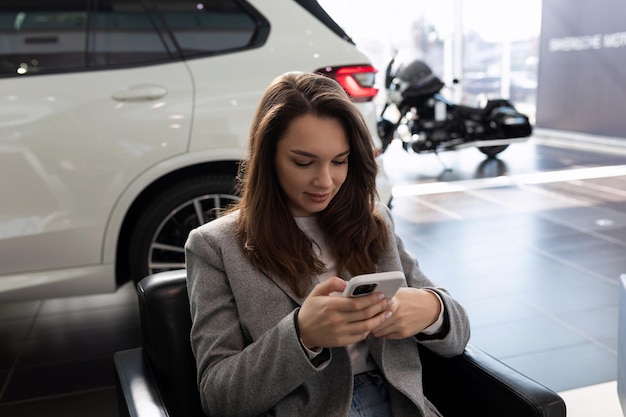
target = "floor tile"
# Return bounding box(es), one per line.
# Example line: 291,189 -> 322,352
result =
0,301 -> 41,322
502,342 -> 617,392
469,315 -> 589,358
29,304 -> 140,339
598,336 -> 618,353
0,369 -> 9,395
555,306 -> 619,346
599,225 -> 626,242
0,317 -> 33,344
520,279 -> 618,316
0,387 -> 118,417
18,325 -> 142,368
0,339 -> 20,371
461,295 -> 544,328
551,240 -> 626,263
38,282 -> 137,317
2,358 -> 116,402
571,256 -> 626,283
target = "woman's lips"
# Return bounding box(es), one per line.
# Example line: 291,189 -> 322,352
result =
306,192 -> 330,203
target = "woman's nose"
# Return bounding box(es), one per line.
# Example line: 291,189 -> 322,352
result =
314,165 -> 333,187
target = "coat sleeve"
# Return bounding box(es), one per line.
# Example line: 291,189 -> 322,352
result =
185,224 -> 325,417
378,203 -> 471,357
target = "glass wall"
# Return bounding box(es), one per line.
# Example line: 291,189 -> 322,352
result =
318,0 -> 542,122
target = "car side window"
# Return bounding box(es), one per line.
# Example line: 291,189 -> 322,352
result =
88,0 -> 173,68
0,1 -> 88,76
0,0 -> 175,77
0,0 -> 268,77
156,0 -> 268,58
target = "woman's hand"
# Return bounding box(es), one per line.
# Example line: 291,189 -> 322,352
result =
297,277 -> 392,349
370,287 -> 441,339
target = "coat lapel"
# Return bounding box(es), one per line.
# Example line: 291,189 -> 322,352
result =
264,268 -> 355,305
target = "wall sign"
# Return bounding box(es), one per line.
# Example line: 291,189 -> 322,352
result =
536,0 -> 626,139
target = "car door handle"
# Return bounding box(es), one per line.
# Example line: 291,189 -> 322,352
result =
112,85 -> 168,102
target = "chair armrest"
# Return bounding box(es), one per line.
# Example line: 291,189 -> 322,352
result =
114,348 -> 168,417
420,344 -> 566,417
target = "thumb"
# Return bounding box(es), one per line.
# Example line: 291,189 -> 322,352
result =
310,276 -> 347,297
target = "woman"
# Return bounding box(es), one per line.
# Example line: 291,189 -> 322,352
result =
185,71 -> 470,417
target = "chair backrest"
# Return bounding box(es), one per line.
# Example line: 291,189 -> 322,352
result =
137,269 -> 204,417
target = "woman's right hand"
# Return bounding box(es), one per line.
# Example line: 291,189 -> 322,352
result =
297,277 -> 392,350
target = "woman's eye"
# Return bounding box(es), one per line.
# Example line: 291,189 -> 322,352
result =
332,159 -> 348,166
294,160 -> 312,167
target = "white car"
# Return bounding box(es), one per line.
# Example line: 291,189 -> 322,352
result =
0,0 -> 391,301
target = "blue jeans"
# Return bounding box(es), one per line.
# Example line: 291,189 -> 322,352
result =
349,371 -> 393,417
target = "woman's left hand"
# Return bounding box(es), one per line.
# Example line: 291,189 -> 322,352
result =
370,287 -> 441,339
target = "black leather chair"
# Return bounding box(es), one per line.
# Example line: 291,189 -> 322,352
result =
114,269 -> 566,417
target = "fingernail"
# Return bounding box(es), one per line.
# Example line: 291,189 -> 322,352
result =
377,293 -> 385,300
385,311 -> 393,319
387,299 -> 394,307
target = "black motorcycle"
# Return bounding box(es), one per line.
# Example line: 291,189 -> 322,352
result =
377,57 -> 533,159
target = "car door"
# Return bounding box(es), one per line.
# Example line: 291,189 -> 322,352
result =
0,0 -> 193,280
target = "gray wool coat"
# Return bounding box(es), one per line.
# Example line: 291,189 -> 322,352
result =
185,202 -> 470,417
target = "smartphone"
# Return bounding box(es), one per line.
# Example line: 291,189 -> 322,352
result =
343,271 -> 405,298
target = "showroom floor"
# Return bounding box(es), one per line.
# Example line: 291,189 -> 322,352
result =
1,132 -> 626,416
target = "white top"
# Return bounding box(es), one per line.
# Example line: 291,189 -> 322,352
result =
295,216 -> 445,375
295,216 -> 377,374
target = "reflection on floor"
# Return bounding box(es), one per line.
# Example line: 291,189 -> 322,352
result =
1,134 -> 626,416
0,282 -> 140,417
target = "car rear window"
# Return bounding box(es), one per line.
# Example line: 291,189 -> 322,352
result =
156,0 -> 269,58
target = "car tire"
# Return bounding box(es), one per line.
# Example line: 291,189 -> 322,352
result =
127,174 -> 239,284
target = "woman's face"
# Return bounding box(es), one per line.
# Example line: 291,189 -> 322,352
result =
274,114 -> 349,217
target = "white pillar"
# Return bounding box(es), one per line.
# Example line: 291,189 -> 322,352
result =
452,0 -> 464,103
500,39 -> 512,99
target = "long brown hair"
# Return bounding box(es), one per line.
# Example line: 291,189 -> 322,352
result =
233,71 -> 389,297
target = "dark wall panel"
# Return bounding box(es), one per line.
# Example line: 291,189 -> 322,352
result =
536,0 -> 626,139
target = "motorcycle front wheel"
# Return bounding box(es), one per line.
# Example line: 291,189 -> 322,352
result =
478,145 -> 508,158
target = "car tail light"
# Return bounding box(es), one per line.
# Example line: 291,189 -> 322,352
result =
316,65 -> 378,102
